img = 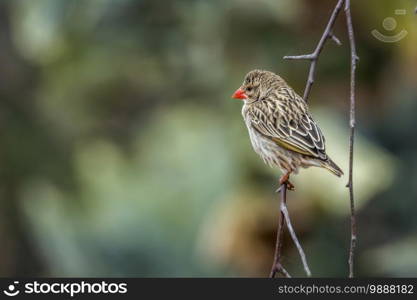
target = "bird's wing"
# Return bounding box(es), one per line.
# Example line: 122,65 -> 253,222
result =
248,91 -> 327,160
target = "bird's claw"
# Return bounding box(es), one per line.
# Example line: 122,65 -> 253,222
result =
286,181 -> 295,191
275,182 -> 295,193
277,172 -> 295,192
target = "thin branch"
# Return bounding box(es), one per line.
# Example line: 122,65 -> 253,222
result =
270,183 -> 311,277
283,0 -> 345,102
344,0 -> 358,279
270,183 -> 291,278
280,194 -> 312,277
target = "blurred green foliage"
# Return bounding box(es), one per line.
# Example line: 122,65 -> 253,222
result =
0,0 -> 416,277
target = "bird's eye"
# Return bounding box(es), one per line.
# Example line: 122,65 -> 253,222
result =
246,87 -> 252,92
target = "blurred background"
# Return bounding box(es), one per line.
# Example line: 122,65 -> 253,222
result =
0,0 -> 416,277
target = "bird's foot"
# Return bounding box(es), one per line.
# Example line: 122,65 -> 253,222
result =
277,172 -> 295,192
286,181 -> 295,191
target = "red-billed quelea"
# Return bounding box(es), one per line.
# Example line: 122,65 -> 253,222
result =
232,70 -> 343,190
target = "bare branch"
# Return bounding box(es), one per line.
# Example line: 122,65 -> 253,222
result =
344,0 -> 358,279
283,0 -> 345,102
270,183 -> 311,277
280,195 -> 312,276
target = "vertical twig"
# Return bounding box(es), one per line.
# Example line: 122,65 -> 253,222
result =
284,0 -> 345,102
344,0 -> 358,278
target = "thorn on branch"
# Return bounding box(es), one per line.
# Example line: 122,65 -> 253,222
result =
329,32 -> 342,46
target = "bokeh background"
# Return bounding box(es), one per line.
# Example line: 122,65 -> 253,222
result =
1,0 -> 416,277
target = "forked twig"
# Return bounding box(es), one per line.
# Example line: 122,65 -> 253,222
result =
284,0 -> 345,102
344,0 -> 358,278
281,194 -> 311,276
270,183 -> 311,277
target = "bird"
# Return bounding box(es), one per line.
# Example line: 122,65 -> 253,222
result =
232,69 -> 343,190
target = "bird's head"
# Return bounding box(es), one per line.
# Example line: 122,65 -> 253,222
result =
231,69 -> 286,104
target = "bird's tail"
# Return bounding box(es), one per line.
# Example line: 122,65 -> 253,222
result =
321,157 -> 344,177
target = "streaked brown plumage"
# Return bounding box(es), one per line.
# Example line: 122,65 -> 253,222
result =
232,69 -> 343,189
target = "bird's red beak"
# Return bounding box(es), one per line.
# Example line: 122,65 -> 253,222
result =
231,88 -> 247,100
